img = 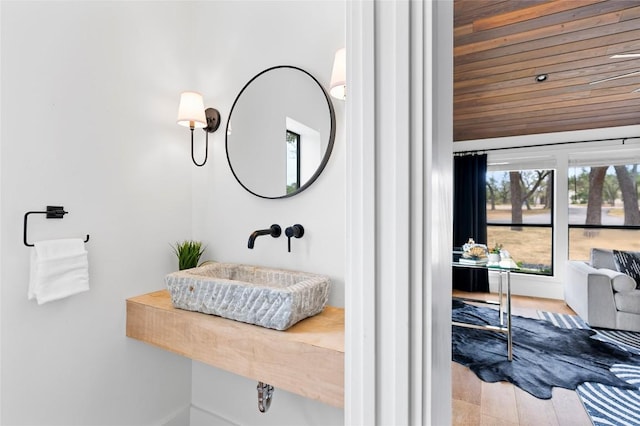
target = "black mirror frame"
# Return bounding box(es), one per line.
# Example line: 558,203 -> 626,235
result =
225,65 -> 337,199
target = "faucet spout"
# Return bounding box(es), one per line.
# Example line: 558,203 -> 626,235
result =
248,224 -> 282,249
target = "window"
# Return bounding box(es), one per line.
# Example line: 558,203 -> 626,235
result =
486,169 -> 554,275
286,130 -> 301,194
568,163 -> 640,260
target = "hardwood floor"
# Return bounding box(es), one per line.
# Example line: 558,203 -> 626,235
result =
452,291 -> 593,425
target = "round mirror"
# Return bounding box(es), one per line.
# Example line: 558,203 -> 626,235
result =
225,65 -> 336,199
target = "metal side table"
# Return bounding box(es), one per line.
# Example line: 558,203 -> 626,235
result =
452,261 -> 515,361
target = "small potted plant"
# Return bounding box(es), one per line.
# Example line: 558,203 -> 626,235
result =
172,240 -> 205,270
488,243 -> 502,264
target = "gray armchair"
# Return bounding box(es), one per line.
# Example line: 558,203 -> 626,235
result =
565,248 -> 640,332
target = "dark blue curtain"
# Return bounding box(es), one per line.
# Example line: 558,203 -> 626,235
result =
453,154 -> 489,292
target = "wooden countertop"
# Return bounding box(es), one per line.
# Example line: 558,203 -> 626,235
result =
126,290 -> 344,408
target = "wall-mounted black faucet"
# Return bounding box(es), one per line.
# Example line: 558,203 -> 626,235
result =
248,224 -> 282,249
285,224 -> 304,252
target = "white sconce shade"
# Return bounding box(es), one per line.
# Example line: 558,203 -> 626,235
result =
177,91 -> 207,128
176,90 -> 222,167
329,48 -> 346,100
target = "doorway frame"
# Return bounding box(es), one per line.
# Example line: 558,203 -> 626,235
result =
344,1 -> 453,424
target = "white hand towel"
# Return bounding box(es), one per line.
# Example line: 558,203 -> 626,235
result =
28,238 -> 89,305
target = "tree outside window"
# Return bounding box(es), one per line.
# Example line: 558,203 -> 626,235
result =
569,164 -> 640,260
486,169 -> 554,275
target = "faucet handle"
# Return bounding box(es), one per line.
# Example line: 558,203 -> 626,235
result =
285,224 -> 304,238
285,224 -> 304,252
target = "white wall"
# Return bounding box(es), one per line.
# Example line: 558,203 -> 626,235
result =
186,1 -> 345,424
0,2 -> 4,421
1,2 -> 196,424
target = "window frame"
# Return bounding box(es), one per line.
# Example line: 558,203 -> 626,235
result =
286,129 -> 301,194
486,167 -> 556,276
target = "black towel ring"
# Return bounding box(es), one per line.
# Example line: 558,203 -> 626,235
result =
23,205 -> 90,247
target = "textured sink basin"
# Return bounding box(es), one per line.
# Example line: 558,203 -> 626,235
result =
165,262 -> 331,330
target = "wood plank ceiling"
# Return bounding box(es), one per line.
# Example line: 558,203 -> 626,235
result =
454,0 -> 640,142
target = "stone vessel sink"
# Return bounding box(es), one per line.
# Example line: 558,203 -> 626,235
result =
165,262 -> 331,330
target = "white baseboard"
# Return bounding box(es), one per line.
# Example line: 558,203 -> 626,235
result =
159,405 -> 190,426
157,403 -> 240,426
189,404 -> 239,426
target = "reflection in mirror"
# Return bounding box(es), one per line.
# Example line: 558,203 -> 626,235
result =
226,66 -> 336,199
286,130 -> 300,194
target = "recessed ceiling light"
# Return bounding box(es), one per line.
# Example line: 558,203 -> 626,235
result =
535,74 -> 548,82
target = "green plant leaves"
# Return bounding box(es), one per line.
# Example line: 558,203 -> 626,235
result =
172,240 -> 205,270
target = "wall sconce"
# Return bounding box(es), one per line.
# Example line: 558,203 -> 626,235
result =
329,47 -> 346,100
176,91 -> 221,167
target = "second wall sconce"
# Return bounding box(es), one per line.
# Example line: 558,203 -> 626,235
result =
329,47 -> 346,100
177,91 -> 221,167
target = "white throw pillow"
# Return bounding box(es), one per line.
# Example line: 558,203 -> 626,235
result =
597,268 -> 637,292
